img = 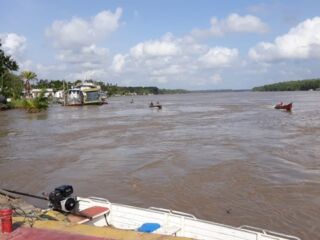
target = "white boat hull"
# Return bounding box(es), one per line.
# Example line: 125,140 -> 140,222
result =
73,196 -> 300,240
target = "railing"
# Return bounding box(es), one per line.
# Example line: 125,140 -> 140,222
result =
239,225 -> 301,240
88,196 -> 110,204
149,207 -> 197,219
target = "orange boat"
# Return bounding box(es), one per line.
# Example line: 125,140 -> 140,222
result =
274,102 -> 293,111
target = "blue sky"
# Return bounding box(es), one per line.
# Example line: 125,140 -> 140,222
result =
1,0 -> 320,90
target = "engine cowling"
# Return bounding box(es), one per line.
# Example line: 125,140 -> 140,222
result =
48,185 -> 76,212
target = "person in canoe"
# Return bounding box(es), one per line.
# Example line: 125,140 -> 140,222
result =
149,101 -> 162,109
275,102 -> 293,111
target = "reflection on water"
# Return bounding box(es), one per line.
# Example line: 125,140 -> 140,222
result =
1,92 -> 320,240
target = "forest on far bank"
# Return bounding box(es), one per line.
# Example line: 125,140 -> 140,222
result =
253,79 -> 320,91
32,79 -> 189,96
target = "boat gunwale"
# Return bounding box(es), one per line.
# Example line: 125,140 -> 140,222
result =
77,196 -> 301,240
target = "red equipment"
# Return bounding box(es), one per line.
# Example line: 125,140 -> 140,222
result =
0,208 -> 13,233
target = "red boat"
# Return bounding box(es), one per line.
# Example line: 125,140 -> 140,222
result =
274,102 -> 293,111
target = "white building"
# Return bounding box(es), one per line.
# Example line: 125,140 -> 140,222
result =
31,89 -> 54,98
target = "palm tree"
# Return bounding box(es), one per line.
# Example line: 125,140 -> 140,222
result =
21,71 -> 37,98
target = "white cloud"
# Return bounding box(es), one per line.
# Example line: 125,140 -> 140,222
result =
130,40 -> 180,58
210,73 -> 222,84
56,44 -> 109,63
247,3 -> 269,14
225,13 -> 268,33
111,54 -> 126,73
248,42 -> 278,61
0,33 -> 26,57
0,33 -> 38,74
46,8 -> 122,49
35,63 -> 66,75
106,34 -> 241,88
19,60 -> 33,71
151,64 -> 184,76
249,17 -> 320,61
95,30 -> 247,89
123,35 -> 202,82
152,76 -> 168,84
195,73 -> 223,87
44,9 -> 122,75
192,13 -> 268,37
198,47 -> 239,67
93,9 -> 122,35
66,69 -> 107,81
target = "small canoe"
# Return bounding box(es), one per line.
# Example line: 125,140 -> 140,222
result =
149,104 -> 162,109
274,102 -> 292,111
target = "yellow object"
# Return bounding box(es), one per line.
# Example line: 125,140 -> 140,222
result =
13,214 -> 191,240
41,210 -> 68,222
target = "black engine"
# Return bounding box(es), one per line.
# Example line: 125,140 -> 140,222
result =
48,185 -> 76,212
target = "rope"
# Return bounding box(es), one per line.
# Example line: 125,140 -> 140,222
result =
11,204 -> 48,227
2,189 -> 47,200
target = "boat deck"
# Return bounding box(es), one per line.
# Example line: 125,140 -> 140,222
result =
4,216 -> 190,240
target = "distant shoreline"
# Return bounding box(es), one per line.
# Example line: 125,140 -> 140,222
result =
190,89 -> 251,93
253,78 -> 320,91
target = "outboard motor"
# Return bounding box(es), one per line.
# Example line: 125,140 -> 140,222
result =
48,185 -> 76,212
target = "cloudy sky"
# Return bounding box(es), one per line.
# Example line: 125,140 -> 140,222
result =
1,0 -> 320,90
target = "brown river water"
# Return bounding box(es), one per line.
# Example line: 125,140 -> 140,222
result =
0,92 -> 319,239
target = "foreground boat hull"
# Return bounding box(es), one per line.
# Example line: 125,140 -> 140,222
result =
71,197 -> 300,240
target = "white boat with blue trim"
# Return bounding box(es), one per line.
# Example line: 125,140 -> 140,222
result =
48,185 -> 301,240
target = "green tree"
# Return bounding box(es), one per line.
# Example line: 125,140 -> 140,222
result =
21,70 -> 37,97
2,72 -> 23,98
0,41 -> 19,96
74,79 -> 82,86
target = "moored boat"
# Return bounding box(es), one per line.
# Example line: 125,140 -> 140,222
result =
82,88 -> 103,105
75,81 -> 104,105
64,89 -> 83,106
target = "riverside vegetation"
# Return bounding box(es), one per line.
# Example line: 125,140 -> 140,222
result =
253,79 -> 320,91
0,39 -> 187,112
0,41 -> 48,112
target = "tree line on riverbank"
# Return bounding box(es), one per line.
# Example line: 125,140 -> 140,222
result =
33,79 -> 188,96
253,79 -> 320,91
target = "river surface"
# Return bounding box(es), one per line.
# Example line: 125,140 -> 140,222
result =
0,92 -> 319,239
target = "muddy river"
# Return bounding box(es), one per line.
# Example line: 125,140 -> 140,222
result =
0,91 -> 319,239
